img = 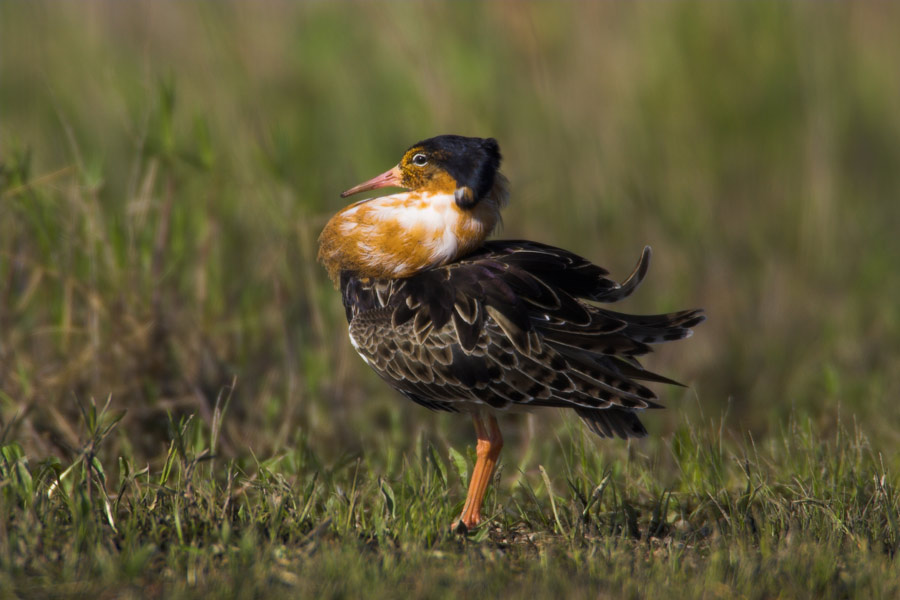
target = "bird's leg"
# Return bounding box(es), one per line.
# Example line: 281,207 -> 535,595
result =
452,412 -> 503,533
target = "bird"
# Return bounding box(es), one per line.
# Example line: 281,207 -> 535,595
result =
318,135 -> 704,533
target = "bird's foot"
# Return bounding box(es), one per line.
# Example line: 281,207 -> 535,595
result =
450,514 -> 481,535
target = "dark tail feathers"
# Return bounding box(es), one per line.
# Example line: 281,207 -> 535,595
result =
574,406 -> 648,439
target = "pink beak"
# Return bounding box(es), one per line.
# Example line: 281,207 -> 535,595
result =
340,165 -> 405,198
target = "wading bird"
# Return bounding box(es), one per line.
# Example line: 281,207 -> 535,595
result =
318,135 -> 704,533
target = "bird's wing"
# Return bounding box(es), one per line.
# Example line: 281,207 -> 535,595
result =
346,241 -> 705,437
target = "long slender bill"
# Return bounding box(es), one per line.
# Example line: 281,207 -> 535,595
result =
340,165 -> 404,198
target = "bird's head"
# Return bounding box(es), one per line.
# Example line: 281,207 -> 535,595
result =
319,135 -> 509,284
341,135 -> 503,208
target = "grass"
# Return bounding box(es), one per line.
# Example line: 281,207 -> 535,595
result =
1,400 -> 898,598
2,2 -> 900,597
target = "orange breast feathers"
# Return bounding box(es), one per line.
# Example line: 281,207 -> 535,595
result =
318,187 -> 506,284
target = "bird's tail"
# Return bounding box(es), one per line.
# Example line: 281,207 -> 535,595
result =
573,406 -> 648,439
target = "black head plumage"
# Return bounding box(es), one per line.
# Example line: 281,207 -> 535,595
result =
409,135 -> 502,208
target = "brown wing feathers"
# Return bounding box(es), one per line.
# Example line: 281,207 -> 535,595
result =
343,241 -> 705,439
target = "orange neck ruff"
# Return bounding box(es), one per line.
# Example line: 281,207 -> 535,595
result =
318,177 -> 508,284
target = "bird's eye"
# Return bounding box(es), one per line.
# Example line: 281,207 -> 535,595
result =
412,153 -> 428,166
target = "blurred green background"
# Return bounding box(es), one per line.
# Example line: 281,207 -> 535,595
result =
2,1 -> 899,466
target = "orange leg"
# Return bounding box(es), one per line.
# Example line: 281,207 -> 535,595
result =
452,412 -> 503,533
